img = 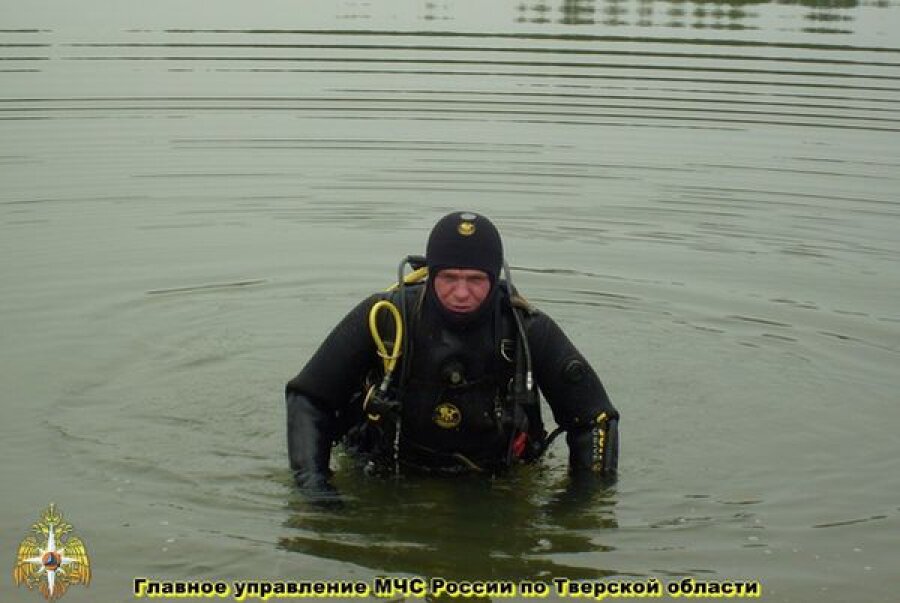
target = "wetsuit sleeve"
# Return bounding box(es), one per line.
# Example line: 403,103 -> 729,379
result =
528,311 -> 619,476
284,295 -> 380,496
286,390 -> 340,500
285,294 -> 380,411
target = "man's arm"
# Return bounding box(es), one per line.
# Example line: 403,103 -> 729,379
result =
285,295 -> 380,495
286,390 -> 338,496
527,310 -> 619,478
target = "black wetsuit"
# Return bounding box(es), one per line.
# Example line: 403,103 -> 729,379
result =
286,283 -> 618,490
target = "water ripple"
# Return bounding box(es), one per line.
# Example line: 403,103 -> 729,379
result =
4,24 -> 897,133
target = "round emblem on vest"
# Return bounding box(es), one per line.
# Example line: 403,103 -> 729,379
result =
433,402 -> 462,429
457,220 -> 476,236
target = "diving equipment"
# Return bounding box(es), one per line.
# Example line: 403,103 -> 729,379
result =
425,211 -> 504,329
567,412 -> 619,477
285,221 -> 620,487
357,265 -> 547,475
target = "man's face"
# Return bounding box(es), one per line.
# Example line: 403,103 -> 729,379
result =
433,268 -> 491,314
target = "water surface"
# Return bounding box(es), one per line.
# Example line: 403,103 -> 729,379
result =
2,1 -> 899,601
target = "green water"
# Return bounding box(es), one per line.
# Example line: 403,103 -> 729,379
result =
2,1 -> 899,601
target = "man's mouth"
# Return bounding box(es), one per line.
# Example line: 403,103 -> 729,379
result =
448,304 -> 474,313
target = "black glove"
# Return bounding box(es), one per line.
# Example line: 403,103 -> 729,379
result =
286,390 -> 341,501
567,413 -> 618,479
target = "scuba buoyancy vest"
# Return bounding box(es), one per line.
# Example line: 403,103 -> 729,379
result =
344,258 -> 547,474
400,291 -> 517,471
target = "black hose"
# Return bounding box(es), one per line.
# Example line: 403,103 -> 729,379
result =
503,261 -> 533,397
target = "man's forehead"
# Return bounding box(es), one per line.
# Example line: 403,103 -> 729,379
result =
435,268 -> 489,277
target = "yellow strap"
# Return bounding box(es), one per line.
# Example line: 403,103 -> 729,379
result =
386,266 -> 428,292
368,300 -> 403,374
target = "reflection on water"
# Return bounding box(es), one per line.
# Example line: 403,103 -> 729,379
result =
409,0 -> 887,32
3,25 -> 899,135
280,468 -> 620,581
2,1 -> 900,601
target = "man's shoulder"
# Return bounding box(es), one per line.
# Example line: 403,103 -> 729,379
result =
355,283 -> 425,316
503,283 -> 541,319
510,294 -> 538,317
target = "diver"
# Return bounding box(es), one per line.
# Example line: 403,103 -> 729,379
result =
285,211 -> 619,498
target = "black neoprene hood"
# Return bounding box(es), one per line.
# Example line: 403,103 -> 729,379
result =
425,211 -> 504,282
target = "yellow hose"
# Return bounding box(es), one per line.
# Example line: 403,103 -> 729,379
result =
367,263 -> 424,420
368,300 -> 403,376
365,300 -> 404,422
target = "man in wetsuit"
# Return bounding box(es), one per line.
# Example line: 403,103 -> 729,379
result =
286,211 -> 618,496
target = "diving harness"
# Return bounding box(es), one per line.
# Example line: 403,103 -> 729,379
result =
361,256 -> 565,475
